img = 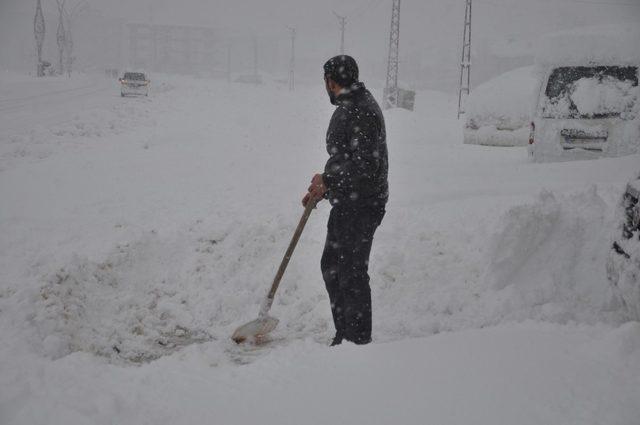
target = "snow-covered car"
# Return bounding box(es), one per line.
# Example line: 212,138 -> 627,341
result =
529,25 -> 640,162
464,66 -> 536,147
607,173 -> 640,321
119,72 -> 150,97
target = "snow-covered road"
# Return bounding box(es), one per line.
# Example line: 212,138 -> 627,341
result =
0,74 -> 115,135
0,72 -> 639,424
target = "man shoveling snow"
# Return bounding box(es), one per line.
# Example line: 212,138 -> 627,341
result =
303,55 -> 389,346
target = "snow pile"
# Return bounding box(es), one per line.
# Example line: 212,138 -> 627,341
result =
34,232 -> 212,362
464,66 -> 536,146
25,184 -> 631,363
535,24 -> 640,68
483,187 -> 624,324
23,208 -> 332,363
572,77 -> 638,117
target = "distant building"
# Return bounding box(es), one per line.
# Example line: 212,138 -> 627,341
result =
128,23 -> 225,76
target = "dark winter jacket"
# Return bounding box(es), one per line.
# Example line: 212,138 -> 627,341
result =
322,82 -> 389,208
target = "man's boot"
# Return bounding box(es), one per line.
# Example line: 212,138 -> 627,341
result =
330,332 -> 343,346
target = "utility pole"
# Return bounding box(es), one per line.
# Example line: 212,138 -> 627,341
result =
383,0 -> 401,109
287,26 -> 296,91
65,25 -> 73,77
457,0 -> 472,119
34,0 -> 46,77
62,1 -> 87,78
56,0 -> 66,75
333,11 -> 346,54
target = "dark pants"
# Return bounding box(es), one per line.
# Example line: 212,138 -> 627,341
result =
321,204 -> 385,344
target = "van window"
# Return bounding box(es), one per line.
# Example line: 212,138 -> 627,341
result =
542,66 -> 638,119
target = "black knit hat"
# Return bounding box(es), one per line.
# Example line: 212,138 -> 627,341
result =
323,55 -> 359,87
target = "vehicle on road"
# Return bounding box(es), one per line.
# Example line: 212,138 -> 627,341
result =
119,72 -> 149,97
464,66 -> 536,147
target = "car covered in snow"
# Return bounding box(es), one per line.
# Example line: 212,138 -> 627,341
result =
119,72 -> 150,97
607,173 -> 640,321
464,66 -> 536,147
529,25 -> 640,162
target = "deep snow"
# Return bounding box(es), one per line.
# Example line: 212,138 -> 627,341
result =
1,72 -> 639,424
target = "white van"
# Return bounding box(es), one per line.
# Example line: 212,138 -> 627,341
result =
529,25 -> 640,162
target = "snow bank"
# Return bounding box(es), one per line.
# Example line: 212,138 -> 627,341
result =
483,187 -> 625,324
535,24 -> 640,68
27,212 -> 331,363
35,233 -> 210,362
464,66 -> 536,146
22,186 -> 630,363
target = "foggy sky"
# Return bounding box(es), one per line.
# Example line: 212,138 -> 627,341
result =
1,0 -> 639,89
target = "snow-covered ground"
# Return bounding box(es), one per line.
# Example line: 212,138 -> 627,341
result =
1,72 -> 639,424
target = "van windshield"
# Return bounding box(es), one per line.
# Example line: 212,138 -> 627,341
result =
542,66 -> 638,119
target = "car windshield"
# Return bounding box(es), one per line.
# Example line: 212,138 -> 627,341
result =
542,66 -> 638,119
123,73 -> 146,81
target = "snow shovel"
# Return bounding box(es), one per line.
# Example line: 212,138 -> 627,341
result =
232,200 -> 316,343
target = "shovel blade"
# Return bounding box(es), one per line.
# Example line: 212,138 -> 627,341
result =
231,316 -> 279,344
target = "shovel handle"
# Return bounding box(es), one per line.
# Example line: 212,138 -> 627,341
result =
262,200 -> 316,312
